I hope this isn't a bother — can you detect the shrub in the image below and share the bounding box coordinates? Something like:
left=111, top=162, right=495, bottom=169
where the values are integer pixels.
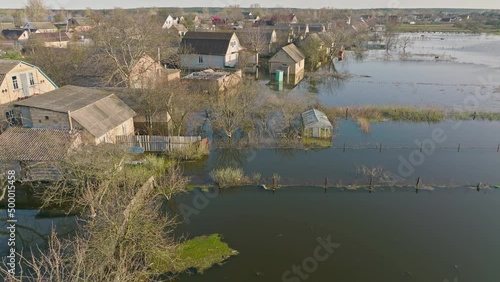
left=210, top=167, right=249, bottom=188
left=166, top=143, right=209, bottom=161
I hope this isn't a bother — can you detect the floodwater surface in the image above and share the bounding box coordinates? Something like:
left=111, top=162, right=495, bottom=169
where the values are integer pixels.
left=173, top=186, right=500, bottom=282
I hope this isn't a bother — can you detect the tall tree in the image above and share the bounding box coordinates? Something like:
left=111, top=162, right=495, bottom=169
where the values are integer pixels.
left=24, top=0, right=48, bottom=22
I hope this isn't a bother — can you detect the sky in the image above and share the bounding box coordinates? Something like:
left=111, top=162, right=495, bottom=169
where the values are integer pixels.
left=0, top=0, right=498, bottom=10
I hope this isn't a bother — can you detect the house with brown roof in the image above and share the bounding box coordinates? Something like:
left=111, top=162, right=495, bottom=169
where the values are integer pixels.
left=268, top=43, right=305, bottom=75
left=0, top=127, right=82, bottom=181
left=129, top=54, right=180, bottom=89
left=13, top=85, right=136, bottom=145
left=68, top=17, right=95, bottom=32
left=179, top=31, right=242, bottom=70
left=0, top=60, right=57, bottom=105
left=23, top=22, right=58, bottom=33
left=30, top=32, right=71, bottom=48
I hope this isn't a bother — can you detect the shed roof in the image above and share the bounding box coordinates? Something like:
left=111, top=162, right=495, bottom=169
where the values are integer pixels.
left=0, top=127, right=79, bottom=161
left=15, top=85, right=136, bottom=138
left=31, top=32, right=71, bottom=42
left=25, top=22, right=58, bottom=30
left=302, top=109, right=333, bottom=129
left=181, top=31, right=235, bottom=55
left=1, top=29, right=27, bottom=40
left=281, top=43, right=305, bottom=62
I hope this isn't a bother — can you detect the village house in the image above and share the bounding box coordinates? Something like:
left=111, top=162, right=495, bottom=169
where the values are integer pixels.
left=13, top=85, right=136, bottom=145
left=264, top=13, right=298, bottom=26
left=0, top=127, right=82, bottom=181
left=129, top=54, right=180, bottom=89
left=23, top=22, right=58, bottom=33
left=30, top=32, right=72, bottom=48
left=236, top=28, right=278, bottom=56
left=179, top=31, right=242, bottom=70
left=67, top=17, right=95, bottom=32
left=166, top=23, right=188, bottom=37
left=268, top=43, right=305, bottom=75
left=1, top=29, right=30, bottom=41
left=162, top=15, right=184, bottom=29
left=182, top=69, right=242, bottom=93
left=210, top=15, right=225, bottom=25
left=0, top=60, right=57, bottom=106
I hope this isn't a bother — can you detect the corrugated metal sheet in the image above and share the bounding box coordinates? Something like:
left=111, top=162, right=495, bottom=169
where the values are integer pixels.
left=14, top=85, right=110, bottom=112
left=302, top=109, right=332, bottom=129
left=281, top=43, right=305, bottom=63
left=71, top=95, right=136, bottom=138
left=0, top=127, right=80, bottom=161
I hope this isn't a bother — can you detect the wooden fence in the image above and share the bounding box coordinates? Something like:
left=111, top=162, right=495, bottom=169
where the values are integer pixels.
left=116, top=135, right=202, bottom=152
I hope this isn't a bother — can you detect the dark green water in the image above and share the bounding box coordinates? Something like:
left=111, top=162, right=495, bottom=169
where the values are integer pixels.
left=173, top=186, right=500, bottom=282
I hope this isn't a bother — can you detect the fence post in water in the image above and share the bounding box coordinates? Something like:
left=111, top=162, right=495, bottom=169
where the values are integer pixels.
left=457, top=143, right=461, bottom=152
left=497, top=143, right=499, bottom=152
left=369, top=176, right=373, bottom=192
left=416, top=177, right=421, bottom=193
left=345, top=108, right=349, bottom=119
left=477, top=182, right=480, bottom=192
left=379, top=143, right=382, bottom=153
left=420, top=142, right=423, bottom=153
left=473, top=111, right=477, bottom=120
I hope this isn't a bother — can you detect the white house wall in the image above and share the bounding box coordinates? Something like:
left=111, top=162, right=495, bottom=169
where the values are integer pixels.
left=181, top=54, right=225, bottom=70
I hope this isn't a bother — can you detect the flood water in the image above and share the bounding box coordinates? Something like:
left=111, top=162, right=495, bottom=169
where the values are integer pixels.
left=173, top=186, right=500, bottom=282
left=184, top=120, right=500, bottom=186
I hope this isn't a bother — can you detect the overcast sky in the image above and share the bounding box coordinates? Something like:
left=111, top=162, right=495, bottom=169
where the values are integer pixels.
left=0, top=0, right=497, bottom=10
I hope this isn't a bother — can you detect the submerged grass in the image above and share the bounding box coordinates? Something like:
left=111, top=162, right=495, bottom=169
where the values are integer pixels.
left=165, top=143, right=209, bottom=161
left=356, top=117, right=371, bottom=134
left=210, top=167, right=250, bottom=188
left=317, top=105, right=500, bottom=123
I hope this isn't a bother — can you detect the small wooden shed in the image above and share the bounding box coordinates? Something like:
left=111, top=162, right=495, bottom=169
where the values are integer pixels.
left=301, top=109, right=333, bottom=138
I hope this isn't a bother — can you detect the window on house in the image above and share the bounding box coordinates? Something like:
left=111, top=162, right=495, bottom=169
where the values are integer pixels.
left=198, top=56, right=204, bottom=64
left=29, top=73, right=35, bottom=86
left=12, top=76, right=18, bottom=89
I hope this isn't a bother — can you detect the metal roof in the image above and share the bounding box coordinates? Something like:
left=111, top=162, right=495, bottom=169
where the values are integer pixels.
left=15, top=85, right=136, bottom=138
left=0, top=127, right=79, bottom=161
left=281, top=43, right=305, bottom=63
left=302, top=109, right=333, bottom=129
left=181, top=31, right=235, bottom=55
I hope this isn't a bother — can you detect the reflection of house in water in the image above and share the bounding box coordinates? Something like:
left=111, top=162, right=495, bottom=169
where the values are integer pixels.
left=182, top=69, right=242, bottom=93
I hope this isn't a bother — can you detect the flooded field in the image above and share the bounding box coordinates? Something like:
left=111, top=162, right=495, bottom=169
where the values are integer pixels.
left=184, top=120, right=500, bottom=186
left=173, top=186, right=500, bottom=282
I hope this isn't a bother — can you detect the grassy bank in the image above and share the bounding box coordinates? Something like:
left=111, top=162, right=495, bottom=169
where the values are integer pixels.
left=150, top=234, right=237, bottom=274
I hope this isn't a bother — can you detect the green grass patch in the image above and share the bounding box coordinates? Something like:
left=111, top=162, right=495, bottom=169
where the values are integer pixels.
left=302, top=137, right=332, bottom=148
left=0, top=50, right=23, bottom=60
left=175, top=234, right=238, bottom=273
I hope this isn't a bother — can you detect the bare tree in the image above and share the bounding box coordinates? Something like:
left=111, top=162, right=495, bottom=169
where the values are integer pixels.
left=383, top=26, right=399, bottom=54
left=24, top=0, right=48, bottom=22
left=398, top=36, right=414, bottom=56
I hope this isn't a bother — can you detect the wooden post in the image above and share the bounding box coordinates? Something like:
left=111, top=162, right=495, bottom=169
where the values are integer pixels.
left=379, top=143, right=382, bottom=153
left=420, top=142, right=423, bottom=153
left=473, top=111, right=477, bottom=120
left=477, top=182, right=480, bottom=192
left=343, top=143, right=346, bottom=153
left=369, top=176, right=373, bottom=190
left=272, top=175, right=276, bottom=188
left=457, top=143, right=461, bottom=152
left=416, top=177, right=420, bottom=189
left=497, top=143, right=499, bottom=152
left=324, top=177, right=328, bottom=188
left=345, top=108, right=349, bottom=119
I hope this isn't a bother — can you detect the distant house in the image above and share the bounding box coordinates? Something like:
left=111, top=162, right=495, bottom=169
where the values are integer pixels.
left=30, top=32, right=71, bottom=48
left=129, top=54, right=180, bottom=89
left=0, top=127, right=82, bottom=181
left=167, top=23, right=188, bottom=37
left=236, top=28, right=278, bottom=55
left=68, top=17, right=95, bottom=32
left=210, top=15, right=225, bottom=25
left=2, top=29, right=30, bottom=41
left=301, top=109, right=333, bottom=138
left=0, top=23, right=16, bottom=31
left=23, top=22, right=58, bottom=33
left=268, top=43, right=305, bottom=75
left=13, top=85, right=136, bottom=145
left=179, top=31, right=242, bottom=70
left=162, top=15, right=182, bottom=29
left=0, top=60, right=57, bottom=106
